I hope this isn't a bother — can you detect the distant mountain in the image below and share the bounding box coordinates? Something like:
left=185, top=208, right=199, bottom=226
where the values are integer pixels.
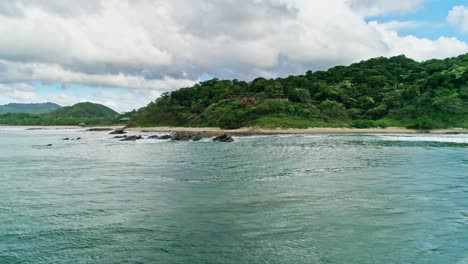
left=0, top=102, right=62, bottom=115
left=0, top=102, right=120, bottom=126
left=48, top=102, right=118, bottom=118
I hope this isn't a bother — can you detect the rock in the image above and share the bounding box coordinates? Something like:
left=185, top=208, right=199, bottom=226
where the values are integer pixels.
left=120, top=135, right=143, bottom=141
left=446, top=132, right=461, bottom=135
left=46, top=144, right=53, bottom=147
left=86, top=128, right=113, bottom=132
left=213, top=134, right=234, bottom=142
left=75, top=137, right=82, bottom=140
left=63, top=138, right=70, bottom=140
left=171, top=131, right=193, bottom=141
left=191, top=133, right=203, bottom=141
left=113, top=135, right=127, bottom=139
left=158, top=135, right=172, bottom=140
left=109, top=128, right=126, bottom=135
left=170, top=131, right=206, bottom=141
left=148, top=135, right=159, bottom=139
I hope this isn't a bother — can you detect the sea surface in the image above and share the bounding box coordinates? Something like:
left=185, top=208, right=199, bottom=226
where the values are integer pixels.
left=0, top=129, right=467, bottom=264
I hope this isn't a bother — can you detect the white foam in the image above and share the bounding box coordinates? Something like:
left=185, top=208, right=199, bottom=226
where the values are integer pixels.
left=379, top=135, right=468, bottom=144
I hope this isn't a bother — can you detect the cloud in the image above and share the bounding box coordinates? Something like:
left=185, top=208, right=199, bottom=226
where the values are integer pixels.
left=0, top=0, right=467, bottom=111
left=347, top=0, right=426, bottom=17
left=0, top=83, right=39, bottom=103
left=448, top=5, right=468, bottom=33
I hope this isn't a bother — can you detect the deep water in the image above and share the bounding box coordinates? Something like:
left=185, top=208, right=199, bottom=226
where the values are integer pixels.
left=0, top=129, right=467, bottom=263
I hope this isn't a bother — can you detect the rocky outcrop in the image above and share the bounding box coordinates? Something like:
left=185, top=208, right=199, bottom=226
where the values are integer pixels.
left=63, top=138, right=70, bottom=140
left=120, top=135, right=143, bottom=141
left=171, top=131, right=206, bottom=141
left=86, top=128, right=113, bottom=132
left=110, top=128, right=126, bottom=135
left=148, top=135, right=159, bottom=139
left=158, top=135, right=172, bottom=140
left=213, top=134, right=234, bottom=142
left=113, top=135, right=127, bottom=139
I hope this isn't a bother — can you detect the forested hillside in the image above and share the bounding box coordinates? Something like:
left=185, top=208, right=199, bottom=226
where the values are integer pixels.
left=129, top=54, right=468, bottom=129
left=0, top=102, right=119, bottom=125
left=0, top=103, right=61, bottom=114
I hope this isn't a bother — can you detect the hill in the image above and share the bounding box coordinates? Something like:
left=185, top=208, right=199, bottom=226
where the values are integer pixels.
left=0, top=102, right=61, bottom=115
left=0, top=102, right=119, bottom=126
left=129, top=54, right=468, bottom=129
left=48, top=102, right=118, bottom=118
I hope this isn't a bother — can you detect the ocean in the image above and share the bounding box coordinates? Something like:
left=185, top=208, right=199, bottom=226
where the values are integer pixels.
left=0, top=129, right=467, bottom=263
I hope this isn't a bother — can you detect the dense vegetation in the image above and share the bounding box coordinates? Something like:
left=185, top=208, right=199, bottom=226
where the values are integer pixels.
left=0, top=102, right=120, bottom=126
left=0, top=102, right=61, bottom=115
left=130, top=54, right=468, bottom=129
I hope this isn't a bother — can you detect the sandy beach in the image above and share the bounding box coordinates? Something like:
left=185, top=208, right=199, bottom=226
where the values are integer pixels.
left=2, top=125, right=465, bottom=135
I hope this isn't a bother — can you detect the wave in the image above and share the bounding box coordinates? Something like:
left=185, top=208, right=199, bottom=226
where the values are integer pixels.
left=378, top=135, right=468, bottom=144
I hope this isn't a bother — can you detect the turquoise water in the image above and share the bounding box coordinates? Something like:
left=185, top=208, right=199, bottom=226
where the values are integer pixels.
left=0, top=129, right=467, bottom=264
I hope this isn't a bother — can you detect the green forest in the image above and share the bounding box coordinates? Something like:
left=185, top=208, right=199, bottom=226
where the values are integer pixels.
left=129, top=54, right=468, bottom=129
left=0, top=102, right=119, bottom=126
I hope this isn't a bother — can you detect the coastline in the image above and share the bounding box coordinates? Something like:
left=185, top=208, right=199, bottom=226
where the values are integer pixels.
left=1, top=125, right=467, bottom=135
left=126, top=126, right=468, bottom=135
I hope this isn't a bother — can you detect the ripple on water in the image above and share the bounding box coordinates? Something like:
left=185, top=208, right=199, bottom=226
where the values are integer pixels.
left=0, top=130, right=467, bottom=263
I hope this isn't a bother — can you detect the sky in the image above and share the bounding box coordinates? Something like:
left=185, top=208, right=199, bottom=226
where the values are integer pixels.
left=1, top=0, right=468, bottom=112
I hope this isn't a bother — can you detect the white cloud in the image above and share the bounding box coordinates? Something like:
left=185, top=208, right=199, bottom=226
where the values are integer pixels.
left=0, top=0, right=467, bottom=111
left=347, top=0, right=426, bottom=17
left=0, top=83, right=39, bottom=103
left=448, top=5, right=468, bottom=33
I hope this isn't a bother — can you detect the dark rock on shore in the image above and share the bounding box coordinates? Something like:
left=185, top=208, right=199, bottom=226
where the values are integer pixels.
left=63, top=138, right=70, bottom=140
left=110, top=128, right=126, bottom=135
left=148, top=135, right=159, bottom=139
left=158, top=135, right=172, bottom=140
left=46, top=144, right=53, bottom=147
left=113, top=135, right=127, bottom=139
left=86, top=128, right=113, bottom=132
left=192, top=133, right=203, bottom=141
left=171, top=131, right=192, bottom=141
left=120, top=135, right=143, bottom=141
left=446, top=132, right=461, bottom=135
left=171, top=131, right=206, bottom=141
left=213, top=134, right=234, bottom=142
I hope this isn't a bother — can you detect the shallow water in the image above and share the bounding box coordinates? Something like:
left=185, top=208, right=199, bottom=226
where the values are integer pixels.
left=0, top=129, right=467, bottom=263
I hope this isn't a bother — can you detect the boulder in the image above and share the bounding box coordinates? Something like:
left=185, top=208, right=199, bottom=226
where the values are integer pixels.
left=120, top=135, right=143, bottom=141
left=158, top=134, right=172, bottom=140
left=75, top=137, right=82, bottom=140
left=213, top=134, right=234, bottom=142
left=191, top=133, right=203, bottom=141
left=63, top=138, right=70, bottom=140
left=170, top=131, right=206, bottom=141
left=171, top=131, right=192, bottom=141
left=86, top=128, right=113, bottom=132
left=148, top=135, right=159, bottom=139
left=110, top=128, right=126, bottom=135
left=113, top=135, right=127, bottom=139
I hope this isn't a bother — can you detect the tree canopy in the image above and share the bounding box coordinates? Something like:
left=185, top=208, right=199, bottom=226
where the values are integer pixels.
left=129, top=54, right=468, bottom=129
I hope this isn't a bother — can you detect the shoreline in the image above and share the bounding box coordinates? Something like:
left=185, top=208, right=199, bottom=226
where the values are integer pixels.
left=1, top=125, right=467, bottom=135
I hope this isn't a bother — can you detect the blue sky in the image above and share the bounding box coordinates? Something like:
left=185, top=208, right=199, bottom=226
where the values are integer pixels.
left=0, top=0, right=468, bottom=112
left=370, top=0, right=468, bottom=41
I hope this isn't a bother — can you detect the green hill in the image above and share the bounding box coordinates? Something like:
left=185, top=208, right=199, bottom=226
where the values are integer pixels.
left=129, top=54, right=468, bottom=129
left=0, top=102, right=61, bottom=115
left=0, top=102, right=119, bottom=126
left=48, top=102, right=118, bottom=118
